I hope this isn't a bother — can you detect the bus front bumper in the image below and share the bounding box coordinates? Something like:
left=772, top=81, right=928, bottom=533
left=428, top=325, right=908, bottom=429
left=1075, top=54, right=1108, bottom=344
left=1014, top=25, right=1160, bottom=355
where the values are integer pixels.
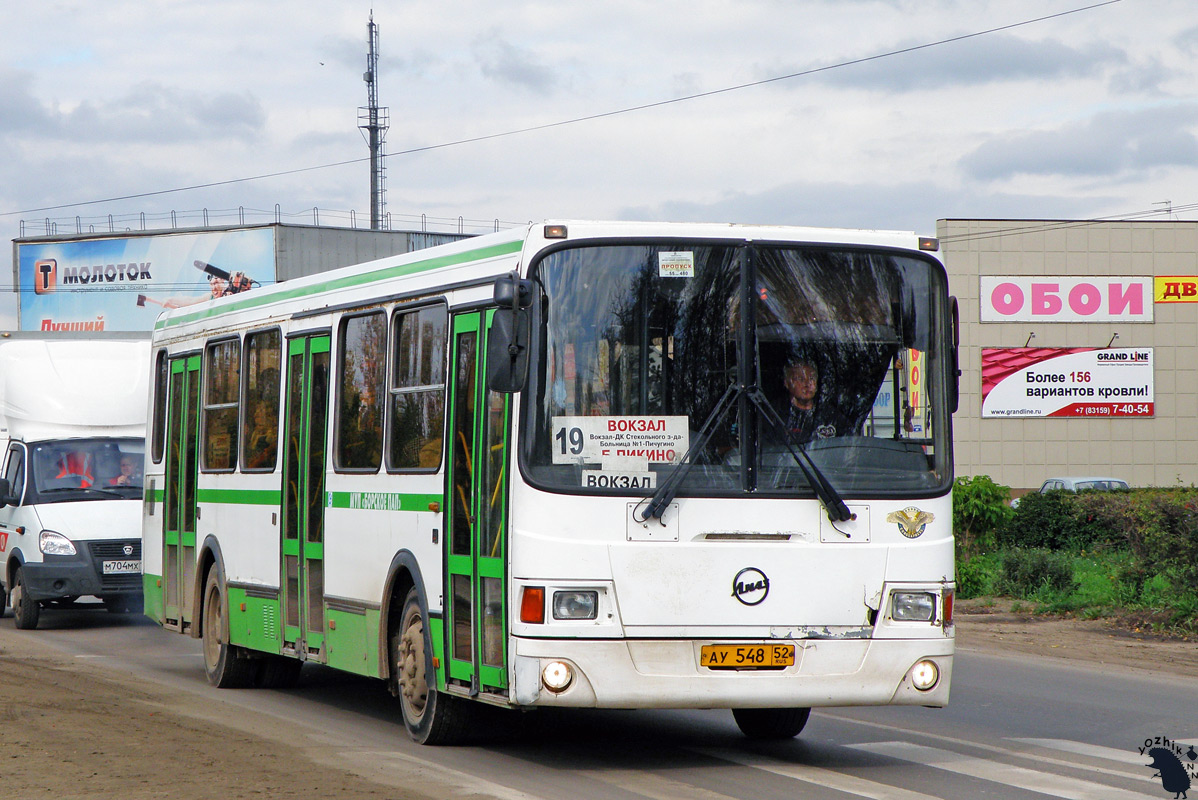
left=510, top=635, right=953, bottom=710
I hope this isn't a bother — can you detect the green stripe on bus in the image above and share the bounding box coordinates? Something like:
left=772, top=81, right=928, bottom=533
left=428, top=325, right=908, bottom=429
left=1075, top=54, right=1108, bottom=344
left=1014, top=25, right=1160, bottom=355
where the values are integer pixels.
left=196, top=487, right=283, bottom=505
left=155, top=239, right=524, bottom=330
left=328, top=491, right=441, bottom=512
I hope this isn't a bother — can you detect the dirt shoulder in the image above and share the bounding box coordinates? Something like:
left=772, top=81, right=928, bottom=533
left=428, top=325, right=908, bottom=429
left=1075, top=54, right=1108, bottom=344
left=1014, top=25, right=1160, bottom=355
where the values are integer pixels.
left=955, top=598, right=1198, bottom=679
left=0, top=628, right=410, bottom=800
left=1, top=607, right=1195, bottom=799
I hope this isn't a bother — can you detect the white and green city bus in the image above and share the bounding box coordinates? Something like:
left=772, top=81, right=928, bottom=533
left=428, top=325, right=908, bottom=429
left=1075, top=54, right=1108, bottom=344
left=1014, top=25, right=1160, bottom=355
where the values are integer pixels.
left=142, top=220, right=958, bottom=744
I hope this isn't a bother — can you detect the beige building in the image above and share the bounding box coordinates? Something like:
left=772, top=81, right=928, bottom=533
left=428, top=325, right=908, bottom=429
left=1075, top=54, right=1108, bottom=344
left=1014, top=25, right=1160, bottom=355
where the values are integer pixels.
left=937, top=218, right=1198, bottom=492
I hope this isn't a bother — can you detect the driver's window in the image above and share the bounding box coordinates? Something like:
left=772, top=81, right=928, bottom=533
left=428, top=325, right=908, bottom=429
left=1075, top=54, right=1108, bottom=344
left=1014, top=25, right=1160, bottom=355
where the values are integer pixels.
left=3, top=445, right=25, bottom=505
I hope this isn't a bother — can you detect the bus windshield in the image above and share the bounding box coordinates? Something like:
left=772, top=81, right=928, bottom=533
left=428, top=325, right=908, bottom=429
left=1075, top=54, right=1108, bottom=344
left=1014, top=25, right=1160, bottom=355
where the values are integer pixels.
left=524, top=241, right=950, bottom=498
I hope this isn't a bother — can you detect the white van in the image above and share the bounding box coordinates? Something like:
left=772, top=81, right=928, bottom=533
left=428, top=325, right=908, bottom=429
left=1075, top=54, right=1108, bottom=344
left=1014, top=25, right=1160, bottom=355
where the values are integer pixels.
left=0, top=337, right=150, bottom=629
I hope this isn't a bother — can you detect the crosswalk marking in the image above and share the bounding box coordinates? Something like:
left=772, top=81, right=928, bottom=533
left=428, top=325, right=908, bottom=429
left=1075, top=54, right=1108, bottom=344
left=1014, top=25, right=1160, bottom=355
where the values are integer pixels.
left=576, top=769, right=740, bottom=800
left=828, top=713, right=1157, bottom=781
left=1011, top=737, right=1151, bottom=766
left=850, top=741, right=1160, bottom=800
left=692, top=747, right=945, bottom=800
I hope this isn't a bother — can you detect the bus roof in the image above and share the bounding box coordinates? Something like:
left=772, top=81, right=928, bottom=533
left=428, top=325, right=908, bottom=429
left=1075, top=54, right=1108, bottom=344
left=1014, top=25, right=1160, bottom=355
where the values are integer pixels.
left=150, top=220, right=938, bottom=337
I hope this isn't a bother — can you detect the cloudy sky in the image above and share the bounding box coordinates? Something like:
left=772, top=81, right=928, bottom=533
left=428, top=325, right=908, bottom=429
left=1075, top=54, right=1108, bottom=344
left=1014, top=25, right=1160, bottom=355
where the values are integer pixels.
left=2, top=0, right=1197, bottom=239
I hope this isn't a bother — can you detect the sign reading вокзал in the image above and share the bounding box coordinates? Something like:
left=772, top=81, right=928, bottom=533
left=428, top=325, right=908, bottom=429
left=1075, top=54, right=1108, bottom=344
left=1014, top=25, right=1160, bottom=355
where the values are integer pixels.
left=981, top=347, right=1154, bottom=418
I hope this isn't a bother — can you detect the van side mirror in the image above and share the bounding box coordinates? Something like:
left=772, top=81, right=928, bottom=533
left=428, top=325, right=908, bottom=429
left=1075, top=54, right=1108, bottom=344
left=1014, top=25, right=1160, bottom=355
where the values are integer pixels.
left=0, top=478, right=12, bottom=507
left=487, top=272, right=535, bottom=394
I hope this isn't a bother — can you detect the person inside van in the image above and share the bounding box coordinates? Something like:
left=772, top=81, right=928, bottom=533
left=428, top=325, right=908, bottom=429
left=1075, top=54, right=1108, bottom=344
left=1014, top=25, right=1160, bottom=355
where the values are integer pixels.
left=108, top=455, right=140, bottom=486
left=56, top=449, right=94, bottom=488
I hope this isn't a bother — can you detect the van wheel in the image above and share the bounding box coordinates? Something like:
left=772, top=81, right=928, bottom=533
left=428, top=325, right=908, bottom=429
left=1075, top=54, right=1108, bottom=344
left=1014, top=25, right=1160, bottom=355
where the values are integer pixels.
left=392, top=588, right=470, bottom=744
left=12, top=566, right=40, bottom=630
left=732, top=707, right=811, bottom=739
left=202, top=569, right=255, bottom=688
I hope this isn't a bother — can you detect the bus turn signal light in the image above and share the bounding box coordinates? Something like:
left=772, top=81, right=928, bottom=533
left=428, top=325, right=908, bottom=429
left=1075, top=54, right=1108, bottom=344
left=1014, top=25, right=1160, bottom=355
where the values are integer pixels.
left=520, top=586, right=546, bottom=624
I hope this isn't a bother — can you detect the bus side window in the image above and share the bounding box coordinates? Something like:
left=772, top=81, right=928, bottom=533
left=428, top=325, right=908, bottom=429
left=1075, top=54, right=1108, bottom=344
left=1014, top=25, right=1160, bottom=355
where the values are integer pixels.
left=336, top=311, right=386, bottom=471
left=388, top=305, right=448, bottom=471
left=202, top=339, right=241, bottom=471
left=241, top=329, right=282, bottom=471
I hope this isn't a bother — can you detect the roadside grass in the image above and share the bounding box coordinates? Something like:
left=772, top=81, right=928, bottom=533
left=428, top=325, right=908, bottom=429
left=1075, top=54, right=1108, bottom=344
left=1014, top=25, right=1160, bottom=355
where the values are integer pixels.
left=953, top=479, right=1198, bottom=639
left=958, top=547, right=1198, bottom=638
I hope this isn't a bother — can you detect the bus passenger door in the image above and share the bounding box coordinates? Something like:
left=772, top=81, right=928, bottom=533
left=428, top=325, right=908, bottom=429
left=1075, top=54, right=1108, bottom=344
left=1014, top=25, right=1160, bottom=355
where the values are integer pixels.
left=281, top=333, right=331, bottom=659
left=163, top=354, right=201, bottom=631
left=445, top=310, right=511, bottom=695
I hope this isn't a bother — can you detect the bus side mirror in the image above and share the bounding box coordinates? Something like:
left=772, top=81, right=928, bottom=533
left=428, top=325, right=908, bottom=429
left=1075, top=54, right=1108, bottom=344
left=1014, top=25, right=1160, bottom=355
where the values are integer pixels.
left=487, top=273, right=534, bottom=393
left=0, top=478, right=12, bottom=507
left=493, top=271, right=533, bottom=309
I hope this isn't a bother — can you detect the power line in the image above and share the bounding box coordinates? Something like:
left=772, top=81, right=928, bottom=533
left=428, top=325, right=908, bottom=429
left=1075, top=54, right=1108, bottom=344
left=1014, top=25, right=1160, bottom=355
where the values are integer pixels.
left=938, top=201, right=1198, bottom=244
left=2, top=0, right=1122, bottom=219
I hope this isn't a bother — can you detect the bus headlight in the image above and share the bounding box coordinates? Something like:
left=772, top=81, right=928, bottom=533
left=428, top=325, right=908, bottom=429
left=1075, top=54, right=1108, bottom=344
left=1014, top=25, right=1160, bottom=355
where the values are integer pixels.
left=542, top=660, right=574, bottom=692
left=552, top=590, right=598, bottom=620
left=40, top=530, right=77, bottom=556
left=911, top=659, right=940, bottom=691
left=892, top=591, right=935, bottom=622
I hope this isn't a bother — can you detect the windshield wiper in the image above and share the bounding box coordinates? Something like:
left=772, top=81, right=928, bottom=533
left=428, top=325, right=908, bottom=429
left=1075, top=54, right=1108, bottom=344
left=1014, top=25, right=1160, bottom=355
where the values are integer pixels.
left=639, top=382, right=854, bottom=525
left=641, top=382, right=740, bottom=521
left=745, top=387, right=855, bottom=523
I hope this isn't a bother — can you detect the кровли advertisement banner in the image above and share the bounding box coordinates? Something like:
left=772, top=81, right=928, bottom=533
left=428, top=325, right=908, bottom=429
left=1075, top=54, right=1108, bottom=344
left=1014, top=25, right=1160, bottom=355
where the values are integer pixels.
left=981, top=347, right=1154, bottom=418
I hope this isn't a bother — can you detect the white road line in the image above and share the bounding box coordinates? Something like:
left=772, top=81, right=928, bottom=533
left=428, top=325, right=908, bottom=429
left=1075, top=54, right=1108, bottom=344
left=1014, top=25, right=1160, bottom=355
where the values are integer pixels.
left=850, top=741, right=1160, bottom=800
left=576, top=769, right=741, bottom=800
left=353, top=750, right=549, bottom=800
left=692, top=747, right=945, bottom=800
left=826, top=713, right=1154, bottom=780
left=1010, top=737, right=1151, bottom=766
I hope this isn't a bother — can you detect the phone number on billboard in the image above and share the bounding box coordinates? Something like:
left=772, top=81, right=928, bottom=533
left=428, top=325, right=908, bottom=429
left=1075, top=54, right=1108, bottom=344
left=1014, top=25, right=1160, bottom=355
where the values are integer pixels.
left=1071, top=403, right=1153, bottom=416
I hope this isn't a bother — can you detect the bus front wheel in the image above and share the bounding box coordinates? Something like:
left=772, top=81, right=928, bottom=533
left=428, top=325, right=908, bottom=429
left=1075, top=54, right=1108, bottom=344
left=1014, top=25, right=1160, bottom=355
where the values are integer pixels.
left=202, top=569, right=255, bottom=688
left=392, top=587, right=469, bottom=745
left=732, top=707, right=811, bottom=739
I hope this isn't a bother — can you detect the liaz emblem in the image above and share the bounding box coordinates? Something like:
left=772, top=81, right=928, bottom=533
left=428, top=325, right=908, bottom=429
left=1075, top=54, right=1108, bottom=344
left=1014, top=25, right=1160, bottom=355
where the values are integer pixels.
left=732, top=567, right=769, bottom=606
left=886, top=507, right=934, bottom=539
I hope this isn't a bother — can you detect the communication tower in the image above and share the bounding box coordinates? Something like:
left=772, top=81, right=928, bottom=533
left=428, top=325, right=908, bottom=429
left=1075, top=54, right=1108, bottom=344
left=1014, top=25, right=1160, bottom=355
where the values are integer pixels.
left=359, top=13, right=389, bottom=229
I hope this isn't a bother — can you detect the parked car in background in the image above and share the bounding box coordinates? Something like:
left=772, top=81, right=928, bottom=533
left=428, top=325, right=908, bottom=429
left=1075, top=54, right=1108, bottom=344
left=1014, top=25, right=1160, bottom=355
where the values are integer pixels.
left=1010, top=476, right=1130, bottom=508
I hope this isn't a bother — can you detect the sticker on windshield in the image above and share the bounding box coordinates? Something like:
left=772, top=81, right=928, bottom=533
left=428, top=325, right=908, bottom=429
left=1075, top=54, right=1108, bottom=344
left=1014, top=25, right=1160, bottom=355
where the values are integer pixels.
left=551, top=415, right=689, bottom=465
left=658, top=251, right=695, bottom=278
left=582, top=470, right=657, bottom=490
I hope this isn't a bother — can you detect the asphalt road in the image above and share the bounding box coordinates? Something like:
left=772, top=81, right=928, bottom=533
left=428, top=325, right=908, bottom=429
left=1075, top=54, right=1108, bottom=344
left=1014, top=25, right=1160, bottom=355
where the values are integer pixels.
left=8, top=603, right=1198, bottom=800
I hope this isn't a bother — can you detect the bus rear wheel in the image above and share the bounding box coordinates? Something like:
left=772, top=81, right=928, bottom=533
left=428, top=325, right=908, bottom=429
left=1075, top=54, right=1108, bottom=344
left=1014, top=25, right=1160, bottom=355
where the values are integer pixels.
left=392, top=587, right=469, bottom=745
left=732, top=707, right=811, bottom=739
left=202, top=569, right=256, bottom=688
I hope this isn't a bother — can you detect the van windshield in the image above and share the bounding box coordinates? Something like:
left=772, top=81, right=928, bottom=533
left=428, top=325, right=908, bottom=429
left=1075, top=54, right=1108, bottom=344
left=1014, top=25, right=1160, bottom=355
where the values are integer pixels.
left=30, top=438, right=145, bottom=501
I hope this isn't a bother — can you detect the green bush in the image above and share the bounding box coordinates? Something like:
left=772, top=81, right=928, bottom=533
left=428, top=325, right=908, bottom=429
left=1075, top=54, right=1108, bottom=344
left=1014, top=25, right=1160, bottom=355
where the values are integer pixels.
left=955, top=556, right=991, bottom=599
left=995, top=548, right=1078, bottom=599
left=1080, top=488, right=1198, bottom=594
left=1000, top=489, right=1121, bottom=550
left=953, top=475, right=1013, bottom=557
